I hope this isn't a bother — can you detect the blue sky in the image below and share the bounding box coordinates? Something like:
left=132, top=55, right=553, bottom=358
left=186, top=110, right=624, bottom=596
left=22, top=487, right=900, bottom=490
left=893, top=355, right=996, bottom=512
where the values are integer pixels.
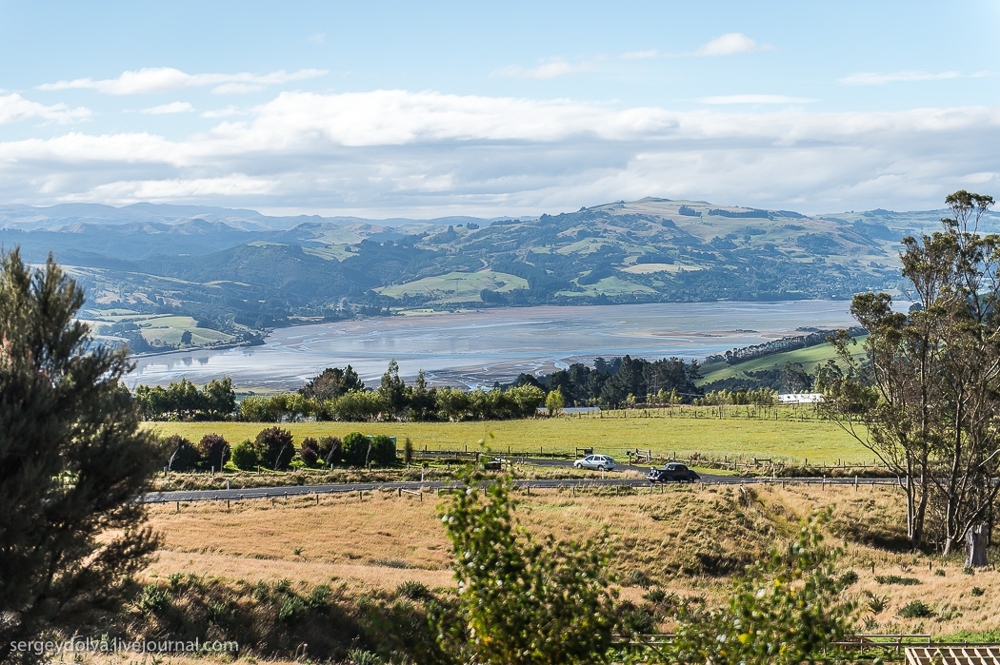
left=0, top=0, right=997, bottom=216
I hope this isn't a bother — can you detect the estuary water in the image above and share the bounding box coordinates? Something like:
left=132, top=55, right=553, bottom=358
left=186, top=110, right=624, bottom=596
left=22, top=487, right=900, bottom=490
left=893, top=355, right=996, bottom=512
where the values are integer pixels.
left=126, top=300, right=858, bottom=390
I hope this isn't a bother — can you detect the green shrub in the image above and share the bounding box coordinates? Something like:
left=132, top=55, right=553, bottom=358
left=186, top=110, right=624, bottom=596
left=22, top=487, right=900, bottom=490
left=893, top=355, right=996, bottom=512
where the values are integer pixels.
left=255, top=426, right=294, bottom=470
left=138, top=584, right=170, bottom=613
left=206, top=601, right=230, bottom=623
left=866, top=592, right=888, bottom=614
left=342, top=431, right=370, bottom=467
left=165, top=434, right=200, bottom=471
left=838, top=570, right=858, bottom=587
left=278, top=595, right=307, bottom=623
left=616, top=600, right=657, bottom=634
left=404, top=436, right=414, bottom=465
left=875, top=575, right=921, bottom=586
left=198, top=433, right=230, bottom=471
left=230, top=439, right=258, bottom=470
left=251, top=581, right=270, bottom=601
left=644, top=587, right=667, bottom=604
left=899, top=600, right=934, bottom=618
left=346, top=649, right=383, bottom=665
left=435, top=471, right=618, bottom=664
left=972, top=586, right=985, bottom=597
left=396, top=581, right=431, bottom=601
left=307, top=584, right=331, bottom=609
left=369, top=434, right=397, bottom=467
left=934, top=569, right=946, bottom=577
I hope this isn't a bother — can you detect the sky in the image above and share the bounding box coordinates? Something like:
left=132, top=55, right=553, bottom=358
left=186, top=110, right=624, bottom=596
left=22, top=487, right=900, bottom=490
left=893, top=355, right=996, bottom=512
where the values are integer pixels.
left=0, top=0, right=998, bottom=218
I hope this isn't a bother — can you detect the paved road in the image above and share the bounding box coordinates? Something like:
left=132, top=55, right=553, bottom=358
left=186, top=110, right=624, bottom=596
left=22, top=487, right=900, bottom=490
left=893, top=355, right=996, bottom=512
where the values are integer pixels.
left=142, top=464, right=893, bottom=504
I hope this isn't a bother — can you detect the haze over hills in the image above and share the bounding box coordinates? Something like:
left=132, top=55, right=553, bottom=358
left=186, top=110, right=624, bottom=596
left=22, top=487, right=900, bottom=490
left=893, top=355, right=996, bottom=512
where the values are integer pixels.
left=1, top=197, right=995, bottom=354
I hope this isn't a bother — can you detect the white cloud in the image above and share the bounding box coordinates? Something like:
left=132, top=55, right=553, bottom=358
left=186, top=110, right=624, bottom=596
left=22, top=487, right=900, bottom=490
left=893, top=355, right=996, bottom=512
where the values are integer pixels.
left=0, top=93, right=91, bottom=124
left=694, top=33, right=772, bottom=56
left=700, top=94, right=816, bottom=105
left=620, top=49, right=658, bottom=60
left=38, top=67, right=328, bottom=95
left=0, top=89, right=998, bottom=215
left=62, top=174, right=278, bottom=202
left=201, top=106, right=246, bottom=118
left=839, top=70, right=992, bottom=85
left=141, top=101, right=195, bottom=115
left=490, top=58, right=598, bottom=79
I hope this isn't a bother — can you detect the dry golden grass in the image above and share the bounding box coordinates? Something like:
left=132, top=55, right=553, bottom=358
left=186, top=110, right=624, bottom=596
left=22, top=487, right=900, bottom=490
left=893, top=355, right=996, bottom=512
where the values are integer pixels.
left=142, top=482, right=1000, bottom=639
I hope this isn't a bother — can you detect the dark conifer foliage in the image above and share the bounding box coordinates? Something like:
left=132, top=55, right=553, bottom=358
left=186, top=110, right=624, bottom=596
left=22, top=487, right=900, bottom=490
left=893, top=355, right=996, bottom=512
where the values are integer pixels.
left=0, top=249, right=164, bottom=662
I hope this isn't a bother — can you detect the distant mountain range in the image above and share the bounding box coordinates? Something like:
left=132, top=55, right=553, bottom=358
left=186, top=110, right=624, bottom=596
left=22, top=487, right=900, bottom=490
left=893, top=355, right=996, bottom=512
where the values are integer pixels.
left=1, top=198, right=994, bottom=352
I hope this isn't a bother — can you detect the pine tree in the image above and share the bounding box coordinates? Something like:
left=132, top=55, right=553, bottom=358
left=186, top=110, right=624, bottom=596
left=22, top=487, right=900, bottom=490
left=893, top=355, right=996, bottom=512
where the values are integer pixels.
left=0, top=250, right=164, bottom=662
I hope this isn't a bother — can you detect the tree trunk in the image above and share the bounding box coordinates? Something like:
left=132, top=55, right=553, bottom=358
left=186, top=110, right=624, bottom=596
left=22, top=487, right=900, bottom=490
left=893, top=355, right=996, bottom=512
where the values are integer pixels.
left=966, top=523, right=989, bottom=568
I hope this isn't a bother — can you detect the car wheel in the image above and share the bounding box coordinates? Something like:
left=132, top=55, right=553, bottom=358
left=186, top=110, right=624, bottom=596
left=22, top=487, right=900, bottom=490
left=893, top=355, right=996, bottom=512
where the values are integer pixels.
left=573, top=462, right=581, bottom=469
left=598, top=465, right=606, bottom=471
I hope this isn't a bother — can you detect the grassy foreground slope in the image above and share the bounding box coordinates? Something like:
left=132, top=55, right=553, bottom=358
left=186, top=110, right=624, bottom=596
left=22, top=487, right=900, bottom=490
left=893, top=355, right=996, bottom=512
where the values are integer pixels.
left=149, top=407, right=868, bottom=465
left=137, top=483, right=1000, bottom=654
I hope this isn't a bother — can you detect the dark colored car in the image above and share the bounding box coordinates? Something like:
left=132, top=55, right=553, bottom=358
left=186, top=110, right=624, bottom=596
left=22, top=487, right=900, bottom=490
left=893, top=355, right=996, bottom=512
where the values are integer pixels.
left=647, top=462, right=700, bottom=483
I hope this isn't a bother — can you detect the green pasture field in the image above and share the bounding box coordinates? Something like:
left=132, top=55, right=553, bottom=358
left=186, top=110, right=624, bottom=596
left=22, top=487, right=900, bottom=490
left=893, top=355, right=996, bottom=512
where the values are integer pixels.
left=698, top=337, right=868, bottom=385
left=137, top=315, right=235, bottom=346
left=556, top=275, right=659, bottom=298
left=376, top=270, right=528, bottom=304
left=146, top=407, right=871, bottom=465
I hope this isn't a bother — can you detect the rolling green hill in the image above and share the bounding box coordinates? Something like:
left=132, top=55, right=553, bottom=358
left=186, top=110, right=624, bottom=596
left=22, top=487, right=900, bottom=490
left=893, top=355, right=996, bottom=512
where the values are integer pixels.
left=698, top=337, right=869, bottom=392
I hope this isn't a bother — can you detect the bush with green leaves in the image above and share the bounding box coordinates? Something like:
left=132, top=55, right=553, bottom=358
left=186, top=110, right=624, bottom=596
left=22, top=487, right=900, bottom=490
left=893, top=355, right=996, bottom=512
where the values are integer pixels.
left=435, top=470, right=619, bottom=665
left=866, top=592, right=888, bottom=615
left=254, top=426, right=294, bottom=470
left=875, top=574, right=921, bottom=586
left=165, top=434, right=200, bottom=471
left=369, top=434, right=397, bottom=467
left=341, top=431, right=369, bottom=467
left=230, top=439, right=259, bottom=470
left=666, top=510, right=854, bottom=665
left=899, top=600, right=934, bottom=618
left=341, top=431, right=396, bottom=468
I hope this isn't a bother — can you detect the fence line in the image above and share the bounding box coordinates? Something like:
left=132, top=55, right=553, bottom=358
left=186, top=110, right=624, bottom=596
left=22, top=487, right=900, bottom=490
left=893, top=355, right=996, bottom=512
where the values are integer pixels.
left=145, top=474, right=902, bottom=507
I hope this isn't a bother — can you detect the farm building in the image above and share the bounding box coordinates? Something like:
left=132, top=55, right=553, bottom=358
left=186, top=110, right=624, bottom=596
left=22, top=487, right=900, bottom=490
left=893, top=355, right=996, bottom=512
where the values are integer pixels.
left=777, top=392, right=824, bottom=404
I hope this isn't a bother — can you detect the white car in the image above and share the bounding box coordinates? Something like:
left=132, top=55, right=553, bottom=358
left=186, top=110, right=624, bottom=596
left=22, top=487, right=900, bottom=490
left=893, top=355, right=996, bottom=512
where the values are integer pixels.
left=573, top=454, right=617, bottom=471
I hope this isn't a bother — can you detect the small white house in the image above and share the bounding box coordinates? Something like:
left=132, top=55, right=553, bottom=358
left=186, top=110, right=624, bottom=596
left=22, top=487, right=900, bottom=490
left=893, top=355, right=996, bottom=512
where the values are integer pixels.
left=777, top=392, right=824, bottom=404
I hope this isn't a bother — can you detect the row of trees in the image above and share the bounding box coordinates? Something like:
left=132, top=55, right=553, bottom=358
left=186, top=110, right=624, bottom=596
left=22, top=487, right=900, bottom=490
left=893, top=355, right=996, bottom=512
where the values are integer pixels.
left=239, top=378, right=547, bottom=422
left=133, top=354, right=708, bottom=423
left=133, top=377, right=236, bottom=420
left=164, top=428, right=398, bottom=472
left=522, top=355, right=703, bottom=408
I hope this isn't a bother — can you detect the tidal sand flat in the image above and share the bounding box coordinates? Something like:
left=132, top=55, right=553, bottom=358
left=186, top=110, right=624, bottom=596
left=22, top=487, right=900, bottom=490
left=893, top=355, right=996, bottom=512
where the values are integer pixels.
left=127, top=300, right=857, bottom=389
